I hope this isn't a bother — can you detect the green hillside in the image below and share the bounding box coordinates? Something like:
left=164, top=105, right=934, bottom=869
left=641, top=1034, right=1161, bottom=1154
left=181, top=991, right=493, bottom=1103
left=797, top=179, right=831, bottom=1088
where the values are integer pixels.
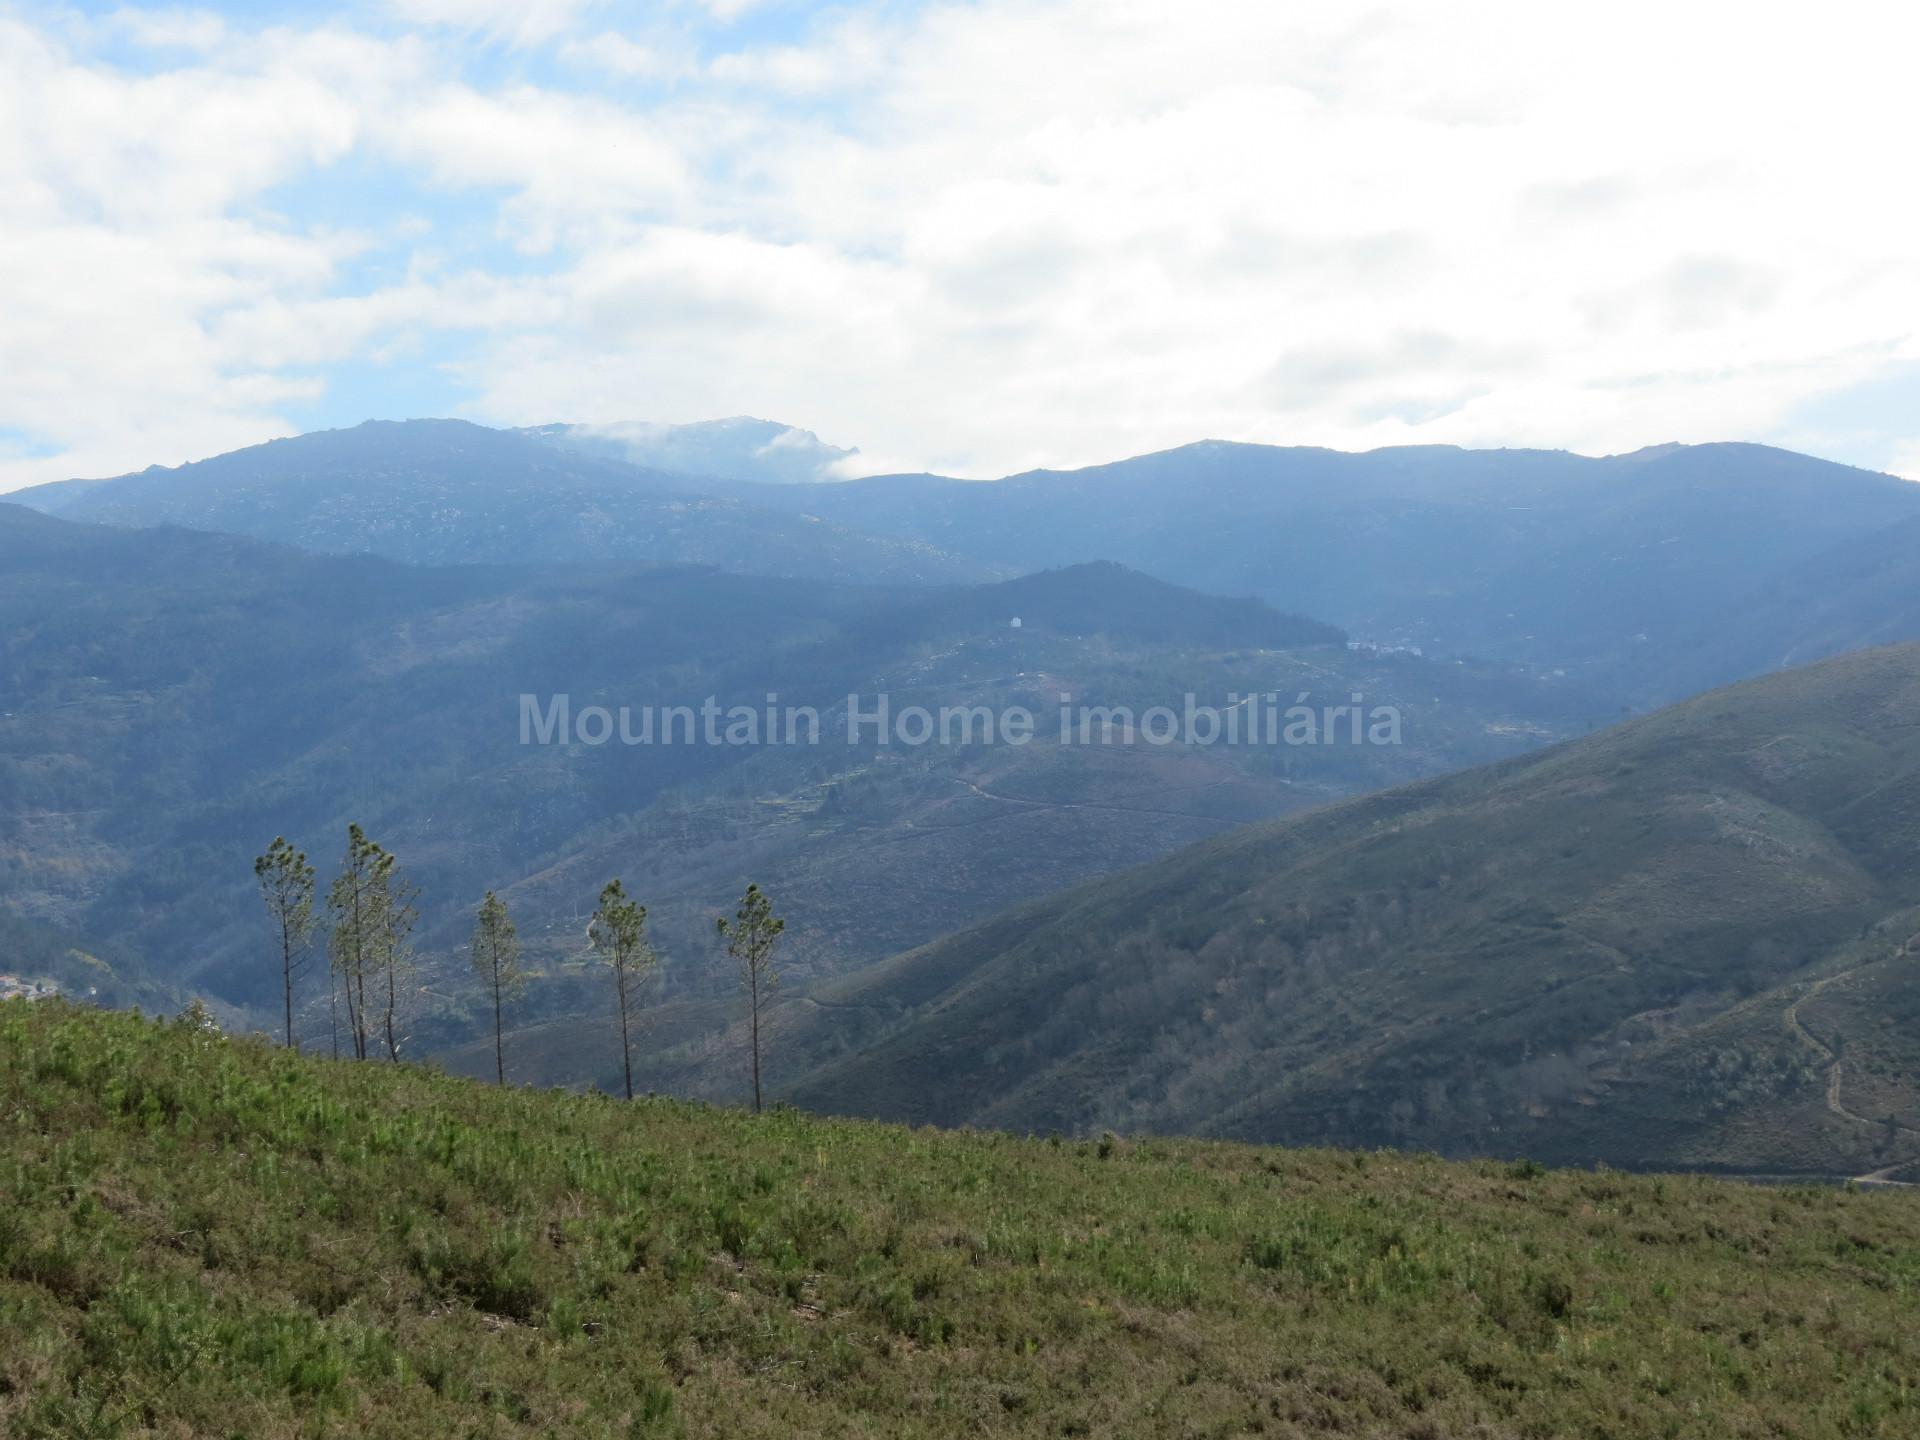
left=772, top=644, right=1920, bottom=1176
left=5, top=1002, right=1920, bottom=1438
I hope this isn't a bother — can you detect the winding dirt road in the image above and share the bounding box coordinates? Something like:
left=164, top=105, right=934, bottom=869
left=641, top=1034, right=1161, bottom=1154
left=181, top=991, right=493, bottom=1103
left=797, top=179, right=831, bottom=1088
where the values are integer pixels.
left=1784, top=969, right=1920, bottom=1187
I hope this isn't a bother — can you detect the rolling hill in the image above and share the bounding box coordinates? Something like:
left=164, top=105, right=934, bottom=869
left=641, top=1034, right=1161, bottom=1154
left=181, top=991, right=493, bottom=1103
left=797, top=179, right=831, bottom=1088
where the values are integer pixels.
left=742, top=643, right=1920, bottom=1179
left=5, top=1000, right=1918, bottom=1438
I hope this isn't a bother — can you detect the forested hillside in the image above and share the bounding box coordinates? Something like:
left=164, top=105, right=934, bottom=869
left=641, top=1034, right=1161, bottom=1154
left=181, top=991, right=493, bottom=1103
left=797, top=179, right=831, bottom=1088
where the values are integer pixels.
left=761, top=644, right=1920, bottom=1178
left=0, top=503, right=1593, bottom=1052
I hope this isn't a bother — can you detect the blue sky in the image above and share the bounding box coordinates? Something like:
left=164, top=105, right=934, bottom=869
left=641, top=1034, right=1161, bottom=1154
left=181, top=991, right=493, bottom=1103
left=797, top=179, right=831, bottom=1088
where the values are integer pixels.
left=2, top=0, right=1917, bottom=490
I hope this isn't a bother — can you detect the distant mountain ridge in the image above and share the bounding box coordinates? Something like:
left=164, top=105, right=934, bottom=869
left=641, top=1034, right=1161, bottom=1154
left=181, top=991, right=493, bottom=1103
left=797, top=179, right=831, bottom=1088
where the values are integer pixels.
left=11, top=419, right=973, bottom=584
left=15, top=422, right=1920, bottom=706
left=738, top=439, right=1920, bottom=695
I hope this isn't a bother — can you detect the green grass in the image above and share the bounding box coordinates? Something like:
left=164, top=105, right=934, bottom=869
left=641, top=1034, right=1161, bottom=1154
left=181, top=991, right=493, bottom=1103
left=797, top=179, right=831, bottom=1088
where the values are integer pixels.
left=5, top=1002, right=1920, bottom=1436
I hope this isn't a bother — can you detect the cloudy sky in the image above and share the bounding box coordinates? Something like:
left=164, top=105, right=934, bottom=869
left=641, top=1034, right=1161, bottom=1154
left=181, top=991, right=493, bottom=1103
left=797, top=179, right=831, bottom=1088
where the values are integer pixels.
left=3, top=0, right=1917, bottom=490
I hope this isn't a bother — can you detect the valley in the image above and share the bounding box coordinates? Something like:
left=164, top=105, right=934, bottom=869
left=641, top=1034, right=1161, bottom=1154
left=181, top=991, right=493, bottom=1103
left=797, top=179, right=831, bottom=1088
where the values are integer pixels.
left=7, top=427, right=1920, bottom=1181
left=0, top=499, right=1595, bottom=1055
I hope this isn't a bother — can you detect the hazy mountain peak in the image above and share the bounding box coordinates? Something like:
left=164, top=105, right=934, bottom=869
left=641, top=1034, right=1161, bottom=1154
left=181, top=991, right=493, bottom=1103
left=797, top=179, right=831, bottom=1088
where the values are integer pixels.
left=521, top=416, right=857, bottom=484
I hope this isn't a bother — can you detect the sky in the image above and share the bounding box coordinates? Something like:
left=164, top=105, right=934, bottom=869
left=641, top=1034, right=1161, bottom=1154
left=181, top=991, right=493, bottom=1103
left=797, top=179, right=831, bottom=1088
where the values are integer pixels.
left=2, top=0, right=1918, bottom=491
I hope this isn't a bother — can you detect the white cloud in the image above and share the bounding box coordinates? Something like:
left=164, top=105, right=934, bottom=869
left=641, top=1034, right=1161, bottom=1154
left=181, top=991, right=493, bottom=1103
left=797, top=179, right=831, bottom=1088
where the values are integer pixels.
left=386, top=0, right=604, bottom=47
left=102, top=7, right=232, bottom=53
left=2, top=0, right=1919, bottom=490
left=560, top=30, right=679, bottom=80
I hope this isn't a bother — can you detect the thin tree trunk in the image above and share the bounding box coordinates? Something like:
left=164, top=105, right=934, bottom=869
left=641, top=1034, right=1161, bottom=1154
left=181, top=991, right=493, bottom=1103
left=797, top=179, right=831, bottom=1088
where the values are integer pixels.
left=329, top=969, right=339, bottom=1060
left=345, top=956, right=357, bottom=1058
left=616, top=963, right=634, bottom=1100
left=750, top=969, right=762, bottom=1114
left=354, top=965, right=369, bottom=1061
left=492, top=968, right=505, bottom=1086
left=349, top=881, right=368, bottom=1061
left=384, top=957, right=399, bottom=1061
left=281, top=913, right=296, bottom=1052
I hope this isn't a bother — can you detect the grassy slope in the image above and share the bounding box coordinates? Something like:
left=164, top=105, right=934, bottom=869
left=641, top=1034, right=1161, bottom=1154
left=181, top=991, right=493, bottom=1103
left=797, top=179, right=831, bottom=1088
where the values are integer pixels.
left=6, top=1003, right=1920, bottom=1438
left=780, top=644, right=1920, bottom=1173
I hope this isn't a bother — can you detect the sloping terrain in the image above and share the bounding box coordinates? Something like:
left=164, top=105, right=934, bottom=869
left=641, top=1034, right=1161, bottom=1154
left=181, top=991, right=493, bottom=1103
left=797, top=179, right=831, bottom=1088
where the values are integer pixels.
left=5, top=1001, right=1919, bottom=1438
left=1651, top=511, right=1920, bottom=694
left=764, top=644, right=1920, bottom=1177
left=0, top=912, right=167, bottom=1011
left=0, top=504, right=1590, bottom=1048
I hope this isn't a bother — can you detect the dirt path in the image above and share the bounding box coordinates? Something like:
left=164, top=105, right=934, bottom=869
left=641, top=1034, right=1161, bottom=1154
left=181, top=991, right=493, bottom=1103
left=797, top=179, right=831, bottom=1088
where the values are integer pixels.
left=952, top=774, right=1242, bottom=823
left=1784, top=969, right=1920, bottom=1187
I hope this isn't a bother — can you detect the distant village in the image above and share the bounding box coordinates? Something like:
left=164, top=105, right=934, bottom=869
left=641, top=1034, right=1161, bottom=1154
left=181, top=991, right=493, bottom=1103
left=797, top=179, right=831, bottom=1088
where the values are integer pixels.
left=0, top=974, right=59, bottom=1003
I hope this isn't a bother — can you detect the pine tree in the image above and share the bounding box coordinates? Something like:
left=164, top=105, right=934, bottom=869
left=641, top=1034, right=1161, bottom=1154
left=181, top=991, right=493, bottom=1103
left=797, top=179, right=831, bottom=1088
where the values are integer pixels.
left=588, top=879, right=655, bottom=1100
left=470, top=890, right=524, bottom=1085
left=370, top=846, right=419, bottom=1064
left=718, top=883, right=784, bottom=1114
left=253, top=836, right=315, bottom=1051
left=326, top=825, right=417, bottom=1062
left=327, top=825, right=379, bottom=1061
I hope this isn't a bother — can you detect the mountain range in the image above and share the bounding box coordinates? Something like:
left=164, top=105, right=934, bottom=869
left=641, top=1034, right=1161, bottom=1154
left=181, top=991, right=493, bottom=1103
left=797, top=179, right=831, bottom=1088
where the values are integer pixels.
left=0, top=498, right=1590, bottom=1042
left=12, top=420, right=969, bottom=583
left=17, top=421, right=1920, bottom=706
left=7, top=418, right=1920, bottom=1177
left=462, top=643, right=1920, bottom=1181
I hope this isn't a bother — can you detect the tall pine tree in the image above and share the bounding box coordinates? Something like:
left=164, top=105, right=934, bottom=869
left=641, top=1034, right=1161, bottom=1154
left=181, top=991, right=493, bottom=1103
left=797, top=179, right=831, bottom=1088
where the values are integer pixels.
left=718, top=883, right=784, bottom=1114
left=326, top=825, right=417, bottom=1062
left=327, top=825, right=379, bottom=1061
left=470, top=891, right=523, bottom=1085
left=589, top=879, right=655, bottom=1100
left=253, top=837, right=315, bottom=1051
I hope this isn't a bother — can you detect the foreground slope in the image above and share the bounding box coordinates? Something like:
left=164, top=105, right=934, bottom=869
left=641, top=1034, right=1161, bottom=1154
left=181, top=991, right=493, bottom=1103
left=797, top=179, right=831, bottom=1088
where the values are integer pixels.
left=782, top=644, right=1920, bottom=1176
left=5, top=1003, right=1919, bottom=1439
